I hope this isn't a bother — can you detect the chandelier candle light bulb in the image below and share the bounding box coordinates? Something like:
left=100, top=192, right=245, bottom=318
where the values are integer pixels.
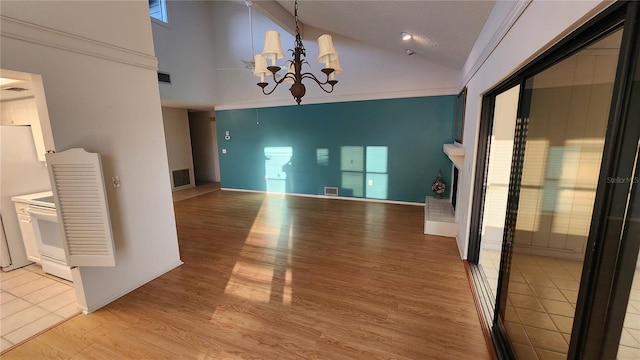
left=328, top=58, right=342, bottom=81
left=284, top=63, right=295, bottom=84
left=261, top=30, right=284, bottom=66
left=317, top=34, right=338, bottom=68
left=253, top=0, right=341, bottom=104
left=253, top=54, right=269, bottom=83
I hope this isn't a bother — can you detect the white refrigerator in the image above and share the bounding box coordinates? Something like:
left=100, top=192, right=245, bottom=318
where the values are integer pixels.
left=0, top=125, right=51, bottom=270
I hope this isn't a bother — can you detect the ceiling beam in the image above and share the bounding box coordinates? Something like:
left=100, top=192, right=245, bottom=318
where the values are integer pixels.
left=251, top=0, right=302, bottom=37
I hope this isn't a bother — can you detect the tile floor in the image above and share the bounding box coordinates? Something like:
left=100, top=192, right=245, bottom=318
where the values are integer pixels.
left=0, top=264, right=79, bottom=353
left=479, top=249, right=640, bottom=359
left=425, top=196, right=456, bottom=223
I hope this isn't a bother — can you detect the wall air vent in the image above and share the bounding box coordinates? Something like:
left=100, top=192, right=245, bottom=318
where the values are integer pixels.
left=157, top=72, right=171, bottom=84
left=324, top=187, right=338, bottom=196
left=3, top=87, right=28, bottom=92
left=172, top=169, right=190, bottom=188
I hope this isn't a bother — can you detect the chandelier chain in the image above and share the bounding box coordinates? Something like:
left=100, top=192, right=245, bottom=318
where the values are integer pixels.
left=294, top=0, right=305, bottom=56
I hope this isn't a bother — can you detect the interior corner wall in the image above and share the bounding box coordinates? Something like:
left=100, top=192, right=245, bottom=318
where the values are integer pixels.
left=211, top=117, right=221, bottom=182
left=151, top=1, right=217, bottom=109
left=216, top=96, right=455, bottom=203
left=188, top=111, right=217, bottom=183
left=162, top=107, right=195, bottom=189
left=1, top=1, right=182, bottom=312
left=457, top=0, right=609, bottom=259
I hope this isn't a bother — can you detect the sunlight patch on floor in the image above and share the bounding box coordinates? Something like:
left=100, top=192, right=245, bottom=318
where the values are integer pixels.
left=223, top=196, right=294, bottom=305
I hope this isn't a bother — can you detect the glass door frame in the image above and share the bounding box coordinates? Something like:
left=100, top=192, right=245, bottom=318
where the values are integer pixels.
left=467, top=2, right=640, bottom=359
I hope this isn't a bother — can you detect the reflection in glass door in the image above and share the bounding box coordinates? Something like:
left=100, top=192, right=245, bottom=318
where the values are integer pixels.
left=479, top=84, right=520, bottom=300
left=618, top=248, right=640, bottom=359
left=499, top=29, right=623, bottom=358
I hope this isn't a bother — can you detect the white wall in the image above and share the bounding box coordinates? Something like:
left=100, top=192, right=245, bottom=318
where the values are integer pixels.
left=456, top=0, right=611, bottom=259
left=162, top=107, right=195, bottom=189
left=0, top=0, right=182, bottom=312
left=0, top=0, right=155, bottom=56
left=152, top=1, right=217, bottom=110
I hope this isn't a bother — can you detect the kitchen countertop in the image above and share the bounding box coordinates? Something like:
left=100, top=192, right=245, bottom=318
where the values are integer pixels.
left=12, top=190, right=53, bottom=205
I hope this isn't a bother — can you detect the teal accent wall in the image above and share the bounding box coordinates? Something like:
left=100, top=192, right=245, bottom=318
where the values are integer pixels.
left=216, top=96, right=455, bottom=203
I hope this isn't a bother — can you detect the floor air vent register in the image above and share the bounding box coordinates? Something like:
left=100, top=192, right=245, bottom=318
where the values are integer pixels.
left=324, top=187, right=338, bottom=196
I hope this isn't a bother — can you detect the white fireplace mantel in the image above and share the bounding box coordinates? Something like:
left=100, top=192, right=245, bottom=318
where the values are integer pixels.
left=443, top=143, right=465, bottom=169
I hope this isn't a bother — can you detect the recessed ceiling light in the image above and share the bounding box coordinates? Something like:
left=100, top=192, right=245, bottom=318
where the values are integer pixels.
left=401, top=32, right=412, bottom=41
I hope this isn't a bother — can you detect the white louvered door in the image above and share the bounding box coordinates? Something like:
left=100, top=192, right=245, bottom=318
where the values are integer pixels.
left=46, top=148, right=115, bottom=267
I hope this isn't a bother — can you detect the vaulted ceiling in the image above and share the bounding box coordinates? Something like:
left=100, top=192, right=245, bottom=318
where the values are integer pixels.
left=269, top=0, right=496, bottom=70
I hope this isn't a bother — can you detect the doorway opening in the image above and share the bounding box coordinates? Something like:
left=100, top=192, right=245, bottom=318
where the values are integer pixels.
left=188, top=111, right=220, bottom=186
left=0, top=69, right=80, bottom=353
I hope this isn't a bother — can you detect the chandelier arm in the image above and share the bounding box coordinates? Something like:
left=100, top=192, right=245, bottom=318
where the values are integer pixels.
left=259, top=82, right=282, bottom=96
left=259, top=72, right=297, bottom=95
left=301, top=72, right=332, bottom=86
left=300, top=73, right=336, bottom=94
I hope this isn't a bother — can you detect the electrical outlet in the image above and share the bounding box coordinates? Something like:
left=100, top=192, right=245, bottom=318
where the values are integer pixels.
left=112, top=176, right=121, bottom=188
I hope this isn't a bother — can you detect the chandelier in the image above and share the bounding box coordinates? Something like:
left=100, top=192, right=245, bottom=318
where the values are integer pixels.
left=253, top=0, right=341, bottom=105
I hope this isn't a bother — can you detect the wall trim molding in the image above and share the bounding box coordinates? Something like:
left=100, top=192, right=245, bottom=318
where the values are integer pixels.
left=82, top=260, right=183, bottom=314
left=221, top=188, right=424, bottom=206
left=1, top=15, right=158, bottom=71
left=214, top=87, right=458, bottom=111
left=460, top=0, right=532, bottom=89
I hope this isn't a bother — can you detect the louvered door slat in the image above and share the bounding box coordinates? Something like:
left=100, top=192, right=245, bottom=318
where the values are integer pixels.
left=46, top=148, right=116, bottom=267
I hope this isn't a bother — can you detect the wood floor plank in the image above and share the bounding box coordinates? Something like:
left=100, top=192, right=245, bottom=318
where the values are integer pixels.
left=0, top=339, right=70, bottom=360
left=3, top=191, right=491, bottom=359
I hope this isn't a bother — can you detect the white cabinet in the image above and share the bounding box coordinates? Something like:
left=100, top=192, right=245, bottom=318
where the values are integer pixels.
left=0, top=97, right=47, bottom=161
left=14, top=201, right=40, bottom=263
left=1, top=98, right=38, bottom=126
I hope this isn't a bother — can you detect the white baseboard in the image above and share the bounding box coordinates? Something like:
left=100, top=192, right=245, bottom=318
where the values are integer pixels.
left=82, top=260, right=184, bottom=314
left=220, top=188, right=424, bottom=206
left=220, top=187, right=423, bottom=206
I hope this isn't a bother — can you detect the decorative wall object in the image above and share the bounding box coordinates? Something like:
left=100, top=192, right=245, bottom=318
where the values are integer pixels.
left=432, top=170, right=446, bottom=198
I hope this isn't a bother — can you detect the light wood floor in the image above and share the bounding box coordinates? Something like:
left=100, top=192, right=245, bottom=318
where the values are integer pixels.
left=172, top=182, right=221, bottom=202
left=2, top=191, right=492, bottom=359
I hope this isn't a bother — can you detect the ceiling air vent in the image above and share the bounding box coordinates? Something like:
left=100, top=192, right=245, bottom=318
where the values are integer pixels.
left=4, top=87, right=28, bottom=92
left=157, top=72, right=171, bottom=84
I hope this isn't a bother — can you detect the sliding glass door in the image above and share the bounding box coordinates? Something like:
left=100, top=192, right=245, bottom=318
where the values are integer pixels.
left=468, top=2, right=640, bottom=359
left=477, top=85, right=520, bottom=303
left=499, top=28, right=623, bottom=358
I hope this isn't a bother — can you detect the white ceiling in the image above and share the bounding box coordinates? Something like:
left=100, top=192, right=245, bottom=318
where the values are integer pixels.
left=273, top=0, right=496, bottom=70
